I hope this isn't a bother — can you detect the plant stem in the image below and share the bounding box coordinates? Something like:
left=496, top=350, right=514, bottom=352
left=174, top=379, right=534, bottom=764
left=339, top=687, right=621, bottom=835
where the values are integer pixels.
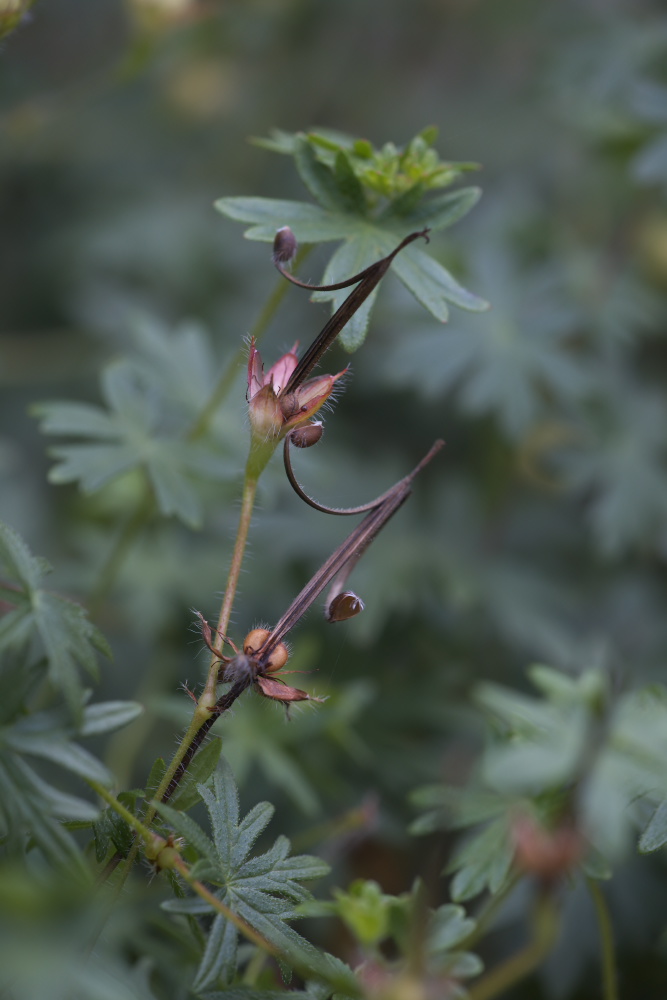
left=587, top=878, right=619, bottom=1000
left=147, top=466, right=259, bottom=815
left=467, top=893, right=559, bottom=1000
left=214, top=471, right=258, bottom=650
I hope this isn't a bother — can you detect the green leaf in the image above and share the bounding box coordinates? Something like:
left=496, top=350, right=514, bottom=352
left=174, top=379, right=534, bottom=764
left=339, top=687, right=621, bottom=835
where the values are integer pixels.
left=8, top=728, right=112, bottom=785
left=159, top=756, right=331, bottom=992
left=448, top=816, right=514, bottom=901
left=0, top=754, right=89, bottom=872
left=79, top=700, right=143, bottom=736
left=0, top=521, right=111, bottom=716
left=386, top=186, right=482, bottom=230
left=393, top=244, right=489, bottom=318
left=334, top=151, right=368, bottom=215
left=429, top=904, right=476, bottom=952
left=214, top=197, right=358, bottom=243
left=193, top=912, right=238, bottom=991
left=294, top=136, right=353, bottom=213
left=46, top=443, right=141, bottom=492
left=0, top=522, right=46, bottom=591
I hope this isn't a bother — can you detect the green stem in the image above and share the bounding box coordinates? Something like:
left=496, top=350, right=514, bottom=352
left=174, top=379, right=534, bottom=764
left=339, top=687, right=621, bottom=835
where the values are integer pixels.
left=213, top=469, right=258, bottom=650
left=587, top=878, right=619, bottom=1000
left=467, top=894, right=559, bottom=1000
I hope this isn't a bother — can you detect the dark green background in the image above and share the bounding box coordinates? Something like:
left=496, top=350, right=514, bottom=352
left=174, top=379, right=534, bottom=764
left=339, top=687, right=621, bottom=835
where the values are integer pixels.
left=2, top=2, right=667, bottom=996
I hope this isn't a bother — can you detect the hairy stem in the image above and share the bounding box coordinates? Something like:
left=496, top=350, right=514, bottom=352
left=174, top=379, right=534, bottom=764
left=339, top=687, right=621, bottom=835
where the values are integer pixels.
left=587, top=878, right=619, bottom=1000
left=147, top=466, right=259, bottom=815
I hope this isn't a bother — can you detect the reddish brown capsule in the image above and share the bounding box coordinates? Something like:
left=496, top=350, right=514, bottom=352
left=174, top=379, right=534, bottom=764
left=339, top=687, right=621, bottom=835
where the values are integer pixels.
left=243, top=628, right=289, bottom=673
left=272, top=226, right=298, bottom=265
left=327, top=591, right=365, bottom=623
left=290, top=421, right=323, bottom=449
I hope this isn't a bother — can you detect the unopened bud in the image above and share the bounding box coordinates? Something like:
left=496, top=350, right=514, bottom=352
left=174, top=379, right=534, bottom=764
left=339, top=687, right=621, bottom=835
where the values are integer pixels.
left=290, top=422, right=323, bottom=449
left=327, top=591, right=365, bottom=623
left=273, top=226, right=298, bottom=265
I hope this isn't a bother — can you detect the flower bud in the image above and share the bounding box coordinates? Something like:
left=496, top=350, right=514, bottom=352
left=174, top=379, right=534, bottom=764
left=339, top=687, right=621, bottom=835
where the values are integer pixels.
left=290, top=421, right=323, bottom=449
left=273, top=226, right=298, bottom=265
left=327, top=591, right=365, bottom=623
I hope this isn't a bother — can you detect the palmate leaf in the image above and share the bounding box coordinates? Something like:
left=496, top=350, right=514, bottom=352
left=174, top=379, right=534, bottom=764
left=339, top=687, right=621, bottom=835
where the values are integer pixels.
left=0, top=521, right=111, bottom=717
left=413, top=667, right=667, bottom=893
left=216, top=128, right=485, bottom=351
left=34, top=341, right=235, bottom=529
left=158, top=757, right=336, bottom=994
left=554, top=379, right=667, bottom=555
left=380, top=250, right=588, bottom=438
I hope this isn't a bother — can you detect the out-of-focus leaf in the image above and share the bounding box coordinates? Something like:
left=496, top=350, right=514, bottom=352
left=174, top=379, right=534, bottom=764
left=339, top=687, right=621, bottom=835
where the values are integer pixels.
left=639, top=800, right=667, bottom=853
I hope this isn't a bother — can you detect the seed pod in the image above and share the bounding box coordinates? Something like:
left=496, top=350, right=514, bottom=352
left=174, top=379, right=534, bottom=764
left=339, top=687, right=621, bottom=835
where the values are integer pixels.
left=327, top=591, right=365, bottom=623
left=290, top=421, right=323, bottom=449
left=243, top=628, right=289, bottom=672
left=273, top=226, right=298, bottom=265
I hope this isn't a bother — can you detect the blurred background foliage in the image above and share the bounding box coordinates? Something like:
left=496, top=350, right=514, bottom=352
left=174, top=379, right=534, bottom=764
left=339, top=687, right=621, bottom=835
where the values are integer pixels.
left=2, top=0, right=667, bottom=997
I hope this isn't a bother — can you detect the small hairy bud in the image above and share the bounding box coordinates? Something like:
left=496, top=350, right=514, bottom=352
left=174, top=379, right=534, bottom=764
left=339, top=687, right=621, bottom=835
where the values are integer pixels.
left=327, top=591, right=365, bottom=623
left=290, top=421, right=323, bottom=448
left=272, top=226, right=298, bottom=265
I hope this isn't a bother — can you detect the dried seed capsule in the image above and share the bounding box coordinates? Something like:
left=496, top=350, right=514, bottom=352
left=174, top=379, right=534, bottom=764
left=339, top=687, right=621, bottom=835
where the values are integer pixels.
left=243, top=629, right=271, bottom=655
left=290, top=421, right=323, bottom=449
left=243, top=628, right=289, bottom=672
left=272, top=226, right=298, bottom=265
left=327, top=591, right=365, bottom=623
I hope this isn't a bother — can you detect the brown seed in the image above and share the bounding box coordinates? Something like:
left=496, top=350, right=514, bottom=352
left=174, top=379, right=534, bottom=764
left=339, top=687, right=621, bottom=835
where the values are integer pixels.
left=290, top=422, right=323, bottom=449
left=327, top=591, right=365, bottom=623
